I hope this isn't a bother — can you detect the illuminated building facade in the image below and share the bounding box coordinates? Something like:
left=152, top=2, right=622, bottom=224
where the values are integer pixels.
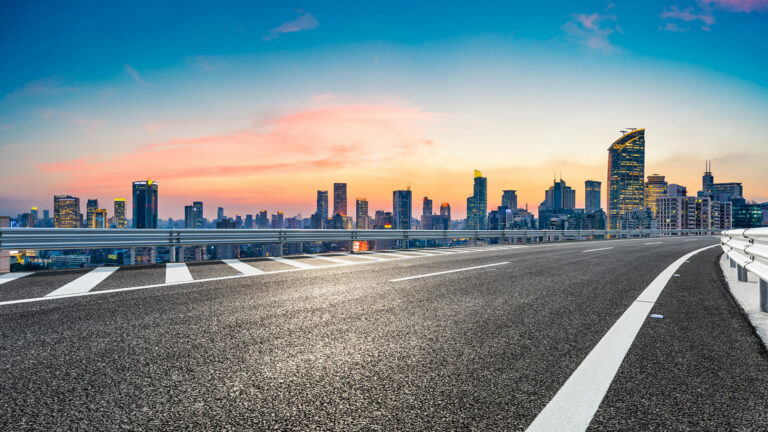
left=86, top=199, right=98, bottom=228
left=356, top=198, right=369, bottom=229
left=316, top=190, right=329, bottom=221
left=466, top=170, right=487, bottom=230
left=421, top=197, right=433, bottom=229
left=607, top=128, right=645, bottom=230
left=585, top=181, right=601, bottom=213
left=92, top=208, right=108, bottom=228
left=333, top=183, right=347, bottom=217
left=645, top=174, right=668, bottom=217
left=132, top=180, right=158, bottom=229
left=54, top=195, right=81, bottom=228
left=113, top=199, right=127, bottom=228
left=657, top=196, right=711, bottom=230
left=393, top=189, right=412, bottom=229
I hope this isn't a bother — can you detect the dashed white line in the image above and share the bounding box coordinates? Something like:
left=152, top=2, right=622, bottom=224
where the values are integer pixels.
left=390, top=262, right=510, bottom=282
left=0, top=272, right=33, bottom=285
left=525, top=245, right=718, bottom=432
left=582, top=247, right=614, bottom=253
left=165, top=263, right=193, bottom=284
left=644, top=242, right=662, bottom=245
left=46, top=267, right=119, bottom=297
left=269, top=256, right=316, bottom=269
left=311, top=255, right=357, bottom=265
left=222, top=259, right=265, bottom=276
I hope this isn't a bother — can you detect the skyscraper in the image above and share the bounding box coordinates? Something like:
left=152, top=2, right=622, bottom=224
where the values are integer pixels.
left=333, top=183, right=347, bottom=216
left=92, top=208, right=108, bottom=228
left=217, top=207, right=224, bottom=222
left=422, top=197, right=433, bottom=229
left=86, top=199, right=98, bottom=228
left=466, top=170, right=487, bottom=230
left=393, top=189, right=412, bottom=229
left=541, top=178, right=576, bottom=211
left=501, top=190, right=518, bottom=211
left=193, top=201, right=204, bottom=228
left=132, top=180, right=158, bottom=229
left=184, top=203, right=203, bottom=229
left=54, top=195, right=80, bottom=228
left=584, top=181, right=602, bottom=213
left=702, top=160, right=714, bottom=195
left=356, top=198, right=369, bottom=229
left=113, top=199, right=127, bottom=228
left=645, top=174, right=668, bottom=217
left=316, top=190, right=329, bottom=221
left=607, top=128, right=645, bottom=230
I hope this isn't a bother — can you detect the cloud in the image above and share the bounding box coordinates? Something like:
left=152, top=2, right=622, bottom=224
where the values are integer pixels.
left=660, top=5, right=716, bottom=31
left=562, top=13, right=621, bottom=53
left=124, top=64, right=150, bottom=86
left=264, top=11, right=319, bottom=41
left=42, top=110, right=103, bottom=130
left=705, top=0, right=768, bottom=12
left=38, top=103, right=439, bottom=190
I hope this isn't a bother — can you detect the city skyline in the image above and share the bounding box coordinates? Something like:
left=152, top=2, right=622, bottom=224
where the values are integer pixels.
left=1, top=2, right=767, bottom=218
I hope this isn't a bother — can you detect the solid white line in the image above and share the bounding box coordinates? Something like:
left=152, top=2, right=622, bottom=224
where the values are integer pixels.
left=644, top=242, right=662, bottom=245
left=525, top=245, right=717, bottom=432
left=222, top=259, right=265, bottom=276
left=269, top=256, right=316, bottom=269
left=582, top=247, right=614, bottom=253
left=46, top=267, right=119, bottom=297
left=311, top=255, right=357, bottom=265
left=165, top=263, right=193, bottom=284
left=390, top=262, right=510, bottom=282
left=0, top=272, right=33, bottom=285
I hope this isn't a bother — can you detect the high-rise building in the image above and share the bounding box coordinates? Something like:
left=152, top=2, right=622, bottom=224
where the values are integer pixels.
left=258, top=210, right=268, bottom=229
left=184, top=204, right=202, bottom=229
left=316, top=190, right=329, bottom=222
left=132, top=180, right=158, bottom=229
left=421, top=197, right=433, bottom=229
left=607, top=128, right=645, bottom=230
left=30, top=207, right=38, bottom=226
left=356, top=198, right=369, bottom=229
left=668, top=184, right=687, bottom=197
left=702, top=160, right=714, bottom=196
left=584, top=181, right=602, bottom=213
left=645, top=174, right=668, bottom=217
left=54, top=195, right=81, bottom=228
left=92, top=208, right=108, bottom=228
left=333, top=183, right=347, bottom=217
left=271, top=211, right=284, bottom=229
left=217, top=207, right=224, bottom=222
left=541, top=178, right=576, bottom=211
left=501, top=190, right=518, bottom=211
left=113, top=199, right=127, bottom=228
left=466, top=170, right=488, bottom=230
left=86, top=199, right=98, bottom=228
left=192, top=201, right=204, bottom=228
left=657, top=196, right=711, bottom=230
left=393, top=189, right=412, bottom=229
left=711, top=201, right=733, bottom=230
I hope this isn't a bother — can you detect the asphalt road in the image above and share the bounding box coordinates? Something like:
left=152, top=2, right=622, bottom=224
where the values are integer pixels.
left=1, top=237, right=766, bottom=431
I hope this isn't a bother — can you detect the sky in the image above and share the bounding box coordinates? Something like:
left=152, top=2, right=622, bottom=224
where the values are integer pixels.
left=1, top=0, right=767, bottom=220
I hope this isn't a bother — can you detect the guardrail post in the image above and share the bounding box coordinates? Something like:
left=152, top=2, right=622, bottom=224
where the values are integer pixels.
left=737, top=264, right=749, bottom=282
left=129, top=247, right=136, bottom=265
left=760, top=279, right=768, bottom=313
left=0, top=216, right=9, bottom=274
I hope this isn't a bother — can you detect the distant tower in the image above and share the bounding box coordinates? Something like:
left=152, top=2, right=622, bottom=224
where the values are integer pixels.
left=702, top=160, right=714, bottom=196
left=607, top=128, right=645, bottom=230
left=113, top=199, right=127, bottom=228
left=53, top=195, right=81, bottom=228
left=316, top=190, right=329, bottom=220
left=393, top=189, right=412, bottom=229
left=333, top=183, right=347, bottom=217
left=501, top=190, right=518, bottom=211
left=356, top=198, right=369, bottom=229
left=86, top=199, right=99, bottom=228
left=466, top=170, right=488, bottom=230
left=645, top=174, right=668, bottom=217
left=584, top=180, right=602, bottom=213
left=132, top=180, right=158, bottom=229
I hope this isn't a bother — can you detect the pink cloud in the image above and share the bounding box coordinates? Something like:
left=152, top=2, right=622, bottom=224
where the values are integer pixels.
left=264, top=11, right=319, bottom=41
left=562, top=13, right=621, bottom=53
left=660, top=5, right=716, bottom=31
left=706, top=0, right=768, bottom=12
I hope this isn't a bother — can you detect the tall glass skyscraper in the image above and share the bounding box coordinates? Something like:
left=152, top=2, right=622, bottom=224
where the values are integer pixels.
left=356, top=198, right=369, bottom=229
left=54, top=195, right=81, bottom=228
left=645, top=174, right=668, bottom=217
left=333, top=183, right=347, bottom=217
left=501, top=190, right=518, bottom=211
left=607, top=128, right=645, bottom=229
left=113, top=198, right=127, bottom=228
left=393, top=189, right=412, bottom=229
left=584, top=181, right=602, bottom=213
left=466, top=170, right=487, bottom=230
left=316, top=190, right=329, bottom=220
left=132, top=180, right=158, bottom=229
left=86, top=199, right=98, bottom=228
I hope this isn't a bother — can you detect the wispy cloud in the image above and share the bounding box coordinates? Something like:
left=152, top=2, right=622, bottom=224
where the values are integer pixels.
left=660, top=5, right=716, bottom=31
left=706, top=0, right=768, bottom=12
left=124, top=64, right=150, bottom=86
left=562, top=13, right=622, bottom=53
left=42, top=110, right=103, bottom=130
left=264, top=10, right=319, bottom=41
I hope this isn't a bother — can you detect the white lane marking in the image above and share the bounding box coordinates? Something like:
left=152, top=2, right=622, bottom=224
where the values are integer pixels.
left=165, top=263, right=193, bottom=284
left=269, top=256, right=316, bottom=269
left=418, top=249, right=457, bottom=254
left=644, top=242, right=662, bottom=245
left=583, top=247, right=614, bottom=253
left=371, top=252, right=411, bottom=259
left=0, top=272, right=33, bottom=285
left=390, top=262, right=510, bottom=282
left=312, top=255, right=358, bottom=265
left=45, top=267, right=119, bottom=297
left=344, top=253, right=387, bottom=261
left=396, top=250, right=437, bottom=256
left=525, top=245, right=718, bottom=432
left=222, top=259, right=265, bottom=276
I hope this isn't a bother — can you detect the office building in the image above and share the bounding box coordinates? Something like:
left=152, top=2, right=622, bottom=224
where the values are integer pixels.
left=244, top=214, right=254, bottom=229
left=258, top=210, right=268, bottom=229
left=645, top=174, right=668, bottom=217
left=333, top=183, right=347, bottom=217
left=217, top=207, right=224, bottom=222
left=732, top=198, right=762, bottom=228
left=356, top=198, right=369, bottom=229
left=92, top=208, right=108, bottom=228
left=393, top=189, right=412, bottom=229
left=668, top=184, right=687, bottom=197
left=540, top=178, right=576, bottom=212
left=271, top=211, right=284, bottom=229
left=54, top=195, right=81, bottom=228
left=113, top=199, right=127, bottom=228
left=132, top=180, right=158, bottom=229
left=711, top=201, right=733, bottom=230
left=584, top=181, right=601, bottom=213
left=501, top=190, right=518, bottom=211
left=85, top=199, right=98, bottom=228
left=422, top=197, right=433, bottom=229
left=316, top=190, right=329, bottom=225
left=607, top=128, right=645, bottom=229
left=657, top=196, right=711, bottom=230
left=466, top=170, right=488, bottom=230
left=184, top=204, right=202, bottom=229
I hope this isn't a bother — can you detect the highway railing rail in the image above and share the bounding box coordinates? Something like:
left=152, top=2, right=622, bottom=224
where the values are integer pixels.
left=721, top=228, right=768, bottom=312
left=0, top=227, right=720, bottom=250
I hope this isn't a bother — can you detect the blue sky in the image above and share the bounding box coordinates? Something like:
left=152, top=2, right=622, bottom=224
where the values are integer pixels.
left=1, top=0, right=767, bottom=217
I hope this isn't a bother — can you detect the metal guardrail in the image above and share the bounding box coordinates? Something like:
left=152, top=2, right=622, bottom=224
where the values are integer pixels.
left=0, top=227, right=719, bottom=250
left=721, top=228, right=768, bottom=312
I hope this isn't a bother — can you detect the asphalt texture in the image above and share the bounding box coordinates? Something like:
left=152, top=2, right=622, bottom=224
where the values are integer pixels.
left=1, top=237, right=766, bottom=431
